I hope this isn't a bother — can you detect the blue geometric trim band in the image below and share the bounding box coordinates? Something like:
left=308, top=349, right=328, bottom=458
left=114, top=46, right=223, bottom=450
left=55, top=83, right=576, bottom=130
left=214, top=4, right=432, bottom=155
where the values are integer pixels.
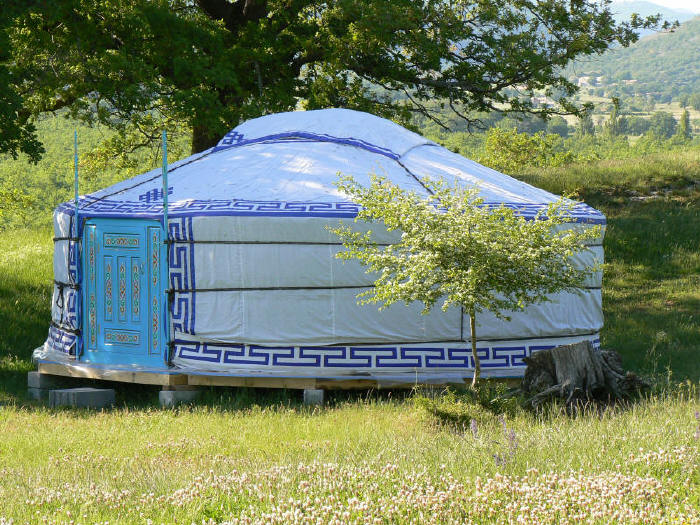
left=174, top=338, right=601, bottom=369
left=56, top=198, right=606, bottom=224
left=169, top=218, right=196, bottom=335
left=46, top=326, right=77, bottom=355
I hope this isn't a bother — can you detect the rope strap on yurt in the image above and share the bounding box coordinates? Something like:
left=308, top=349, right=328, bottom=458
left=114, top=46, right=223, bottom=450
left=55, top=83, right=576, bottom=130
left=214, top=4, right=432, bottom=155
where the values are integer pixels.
left=162, top=130, right=172, bottom=367
left=54, top=279, right=80, bottom=290
left=52, top=236, right=81, bottom=242
left=50, top=320, right=80, bottom=335
left=167, top=288, right=176, bottom=365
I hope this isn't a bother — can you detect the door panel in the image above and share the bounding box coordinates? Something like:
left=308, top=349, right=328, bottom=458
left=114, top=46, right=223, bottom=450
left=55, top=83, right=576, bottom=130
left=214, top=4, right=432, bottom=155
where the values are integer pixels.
left=85, top=224, right=97, bottom=351
left=104, top=255, right=114, bottom=321
left=147, top=226, right=163, bottom=356
left=82, top=218, right=166, bottom=366
left=117, top=256, right=127, bottom=322
left=131, top=256, right=141, bottom=323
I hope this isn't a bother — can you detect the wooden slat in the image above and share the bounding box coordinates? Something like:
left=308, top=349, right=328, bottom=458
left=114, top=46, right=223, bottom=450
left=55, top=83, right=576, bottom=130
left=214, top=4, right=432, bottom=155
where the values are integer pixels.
left=37, top=362, right=187, bottom=386
left=186, top=374, right=317, bottom=389
left=37, top=361, right=521, bottom=390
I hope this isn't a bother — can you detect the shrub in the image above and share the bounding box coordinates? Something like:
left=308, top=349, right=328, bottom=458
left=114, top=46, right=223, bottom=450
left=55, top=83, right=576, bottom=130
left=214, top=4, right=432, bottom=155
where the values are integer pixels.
left=479, top=127, right=575, bottom=174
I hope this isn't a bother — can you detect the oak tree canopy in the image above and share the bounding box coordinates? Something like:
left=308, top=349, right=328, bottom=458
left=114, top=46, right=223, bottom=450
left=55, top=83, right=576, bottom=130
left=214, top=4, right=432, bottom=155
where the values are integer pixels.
left=1, top=0, right=665, bottom=161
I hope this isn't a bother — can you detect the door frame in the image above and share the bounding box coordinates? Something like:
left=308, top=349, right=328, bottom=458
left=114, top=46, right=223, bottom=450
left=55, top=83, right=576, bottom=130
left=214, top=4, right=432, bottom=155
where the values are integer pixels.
left=80, top=217, right=168, bottom=367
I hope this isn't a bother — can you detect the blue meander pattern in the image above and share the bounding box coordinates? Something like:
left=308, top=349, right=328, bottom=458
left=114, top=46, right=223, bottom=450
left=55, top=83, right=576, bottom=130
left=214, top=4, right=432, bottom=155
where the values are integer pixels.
left=66, top=290, right=78, bottom=329
left=169, top=218, right=196, bottom=335
left=47, top=229, right=80, bottom=356
left=174, top=338, right=601, bottom=370
left=215, top=130, right=245, bottom=148
left=67, top=235, right=79, bottom=332
left=48, top=326, right=77, bottom=355
left=57, top=198, right=606, bottom=224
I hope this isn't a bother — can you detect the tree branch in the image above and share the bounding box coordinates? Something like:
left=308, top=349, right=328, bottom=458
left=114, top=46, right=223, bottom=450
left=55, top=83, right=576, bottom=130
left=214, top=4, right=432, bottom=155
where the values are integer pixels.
left=195, top=0, right=268, bottom=33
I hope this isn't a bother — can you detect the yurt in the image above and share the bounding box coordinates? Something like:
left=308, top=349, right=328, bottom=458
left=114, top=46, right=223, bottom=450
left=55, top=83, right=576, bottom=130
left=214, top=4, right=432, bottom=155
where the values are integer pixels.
left=35, top=109, right=605, bottom=386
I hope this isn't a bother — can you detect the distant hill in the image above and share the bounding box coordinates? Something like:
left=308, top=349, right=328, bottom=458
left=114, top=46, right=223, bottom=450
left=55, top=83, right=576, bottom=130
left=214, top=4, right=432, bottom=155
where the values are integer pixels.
left=610, top=1, right=695, bottom=35
left=570, top=14, right=700, bottom=101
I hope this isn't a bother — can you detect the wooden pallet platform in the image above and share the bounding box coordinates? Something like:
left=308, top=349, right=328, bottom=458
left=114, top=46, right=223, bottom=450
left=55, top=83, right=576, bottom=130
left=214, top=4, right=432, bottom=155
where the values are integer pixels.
left=37, top=361, right=188, bottom=387
left=37, top=360, right=520, bottom=390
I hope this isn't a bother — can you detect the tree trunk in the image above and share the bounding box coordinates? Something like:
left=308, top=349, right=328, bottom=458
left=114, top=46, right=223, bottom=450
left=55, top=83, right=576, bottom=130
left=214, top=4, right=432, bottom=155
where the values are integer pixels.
left=191, top=124, right=221, bottom=154
left=519, top=341, right=648, bottom=409
left=469, top=312, right=481, bottom=388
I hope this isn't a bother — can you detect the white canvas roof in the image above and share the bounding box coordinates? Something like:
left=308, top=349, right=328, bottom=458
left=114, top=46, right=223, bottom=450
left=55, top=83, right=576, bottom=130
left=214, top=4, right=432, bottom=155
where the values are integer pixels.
left=62, top=108, right=604, bottom=224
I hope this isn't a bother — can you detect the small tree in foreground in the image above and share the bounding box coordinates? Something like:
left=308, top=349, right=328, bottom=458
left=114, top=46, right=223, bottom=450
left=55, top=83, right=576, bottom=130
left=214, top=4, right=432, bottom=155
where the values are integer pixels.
left=331, top=176, right=601, bottom=387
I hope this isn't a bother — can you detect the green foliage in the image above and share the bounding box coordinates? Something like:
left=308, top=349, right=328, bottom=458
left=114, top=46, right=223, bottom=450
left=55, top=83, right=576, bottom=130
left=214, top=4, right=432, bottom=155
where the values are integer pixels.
left=0, top=3, right=44, bottom=162
left=331, top=175, right=600, bottom=384
left=620, top=115, right=652, bottom=135
left=689, top=93, right=700, bottom=112
left=0, top=114, right=190, bottom=231
left=517, top=149, right=700, bottom=201
left=546, top=116, right=569, bottom=138
left=421, top=107, right=692, bottom=171
left=577, top=111, right=596, bottom=137
left=0, top=186, right=34, bottom=224
left=433, top=131, right=485, bottom=159
left=480, top=127, right=576, bottom=174
left=0, top=67, right=44, bottom=163
left=676, top=110, right=692, bottom=141
left=2, top=0, right=665, bottom=161
left=603, top=97, right=622, bottom=138
left=81, top=117, right=191, bottom=177
left=332, top=176, right=600, bottom=318
left=649, top=111, right=678, bottom=139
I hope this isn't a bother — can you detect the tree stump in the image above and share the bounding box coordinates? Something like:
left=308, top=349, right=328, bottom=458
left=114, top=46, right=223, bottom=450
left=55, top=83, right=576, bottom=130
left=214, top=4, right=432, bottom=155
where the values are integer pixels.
left=519, top=341, right=648, bottom=409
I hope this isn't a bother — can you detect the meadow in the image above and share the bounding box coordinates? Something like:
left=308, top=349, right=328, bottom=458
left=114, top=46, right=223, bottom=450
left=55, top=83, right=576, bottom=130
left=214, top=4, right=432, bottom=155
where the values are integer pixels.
left=0, top=388, right=697, bottom=523
left=0, top=144, right=698, bottom=523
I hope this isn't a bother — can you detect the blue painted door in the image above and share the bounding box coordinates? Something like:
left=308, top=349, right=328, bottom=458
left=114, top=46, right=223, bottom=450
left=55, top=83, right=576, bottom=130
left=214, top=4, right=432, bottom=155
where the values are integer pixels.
left=82, top=218, right=167, bottom=366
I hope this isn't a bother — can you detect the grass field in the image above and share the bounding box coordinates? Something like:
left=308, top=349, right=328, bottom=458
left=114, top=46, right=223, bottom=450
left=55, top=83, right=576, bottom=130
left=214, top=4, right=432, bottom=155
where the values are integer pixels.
left=0, top=149, right=698, bottom=523
left=0, top=389, right=696, bottom=523
left=521, top=149, right=700, bottom=380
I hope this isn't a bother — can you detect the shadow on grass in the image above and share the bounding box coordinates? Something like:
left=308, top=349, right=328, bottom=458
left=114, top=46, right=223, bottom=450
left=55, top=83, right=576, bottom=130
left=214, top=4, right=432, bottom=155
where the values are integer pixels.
left=0, top=277, right=50, bottom=356
left=10, top=380, right=421, bottom=415
left=0, top=270, right=52, bottom=402
left=596, top=192, right=700, bottom=380
left=600, top=193, right=700, bottom=278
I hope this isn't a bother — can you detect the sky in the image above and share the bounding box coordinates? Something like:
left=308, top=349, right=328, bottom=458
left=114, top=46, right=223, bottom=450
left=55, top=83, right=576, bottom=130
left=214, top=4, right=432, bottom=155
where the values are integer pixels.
left=617, top=0, right=700, bottom=13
